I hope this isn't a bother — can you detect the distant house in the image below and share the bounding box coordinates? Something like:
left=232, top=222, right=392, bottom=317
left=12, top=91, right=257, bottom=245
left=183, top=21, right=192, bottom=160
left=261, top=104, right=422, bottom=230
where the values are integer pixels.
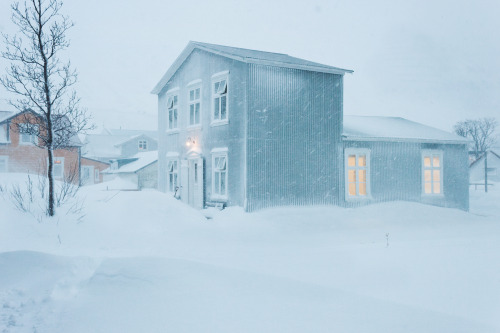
left=152, top=41, right=469, bottom=211
left=80, top=157, right=110, bottom=185
left=470, top=149, right=500, bottom=183
left=0, top=110, right=82, bottom=183
left=102, top=151, right=158, bottom=190
left=81, top=128, right=158, bottom=187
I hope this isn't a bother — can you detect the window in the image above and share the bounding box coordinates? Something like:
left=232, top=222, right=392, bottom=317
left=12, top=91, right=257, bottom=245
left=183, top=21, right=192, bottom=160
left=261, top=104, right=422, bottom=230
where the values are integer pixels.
left=188, top=86, right=201, bottom=126
left=212, top=151, right=228, bottom=199
left=167, top=94, right=178, bottom=130
left=212, top=75, right=228, bottom=123
left=0, top=124, right=9, bottom=142
left=167, top=159, right=178, bottom=192
left=53, top=157, right=64, bottom=178
left=0, top=156, right=7, bottom=173
left=345, top=149, right=370, bottom=198
left=138, top=140, right=148, bottom=150
left=19, top=123, right=38, bottom=145
left=94, top=169, right=100, bottom=182
left=422, top=150, right=443, bottom=195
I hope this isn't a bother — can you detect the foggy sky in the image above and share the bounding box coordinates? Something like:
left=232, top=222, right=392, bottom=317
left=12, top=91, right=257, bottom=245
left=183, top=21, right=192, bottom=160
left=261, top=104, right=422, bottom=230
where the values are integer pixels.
left=0, top=0, right=499, bottom=132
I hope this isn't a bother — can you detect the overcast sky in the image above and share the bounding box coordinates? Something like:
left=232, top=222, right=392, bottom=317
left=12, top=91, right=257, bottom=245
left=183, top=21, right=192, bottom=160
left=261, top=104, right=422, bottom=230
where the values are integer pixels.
left=0, top=0, right=499, bottom=132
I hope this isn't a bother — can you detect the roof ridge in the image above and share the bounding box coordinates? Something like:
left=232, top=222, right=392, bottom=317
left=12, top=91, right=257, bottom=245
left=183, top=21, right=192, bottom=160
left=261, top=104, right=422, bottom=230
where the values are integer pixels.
left=191, top=41, right=288, bottom=57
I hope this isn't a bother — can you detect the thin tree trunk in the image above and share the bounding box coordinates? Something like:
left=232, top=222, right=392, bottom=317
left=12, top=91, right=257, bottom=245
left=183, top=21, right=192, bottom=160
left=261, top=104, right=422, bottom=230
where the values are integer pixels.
left=485, top=152, right=488, bottom=193
left=48, top=148, right=54, bottom=215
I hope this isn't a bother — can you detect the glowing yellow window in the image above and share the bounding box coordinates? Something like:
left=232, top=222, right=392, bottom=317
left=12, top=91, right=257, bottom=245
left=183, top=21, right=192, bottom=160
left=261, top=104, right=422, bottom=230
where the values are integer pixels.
left=346, top=150, right=369, bottom=198
left=423, top=152, right=442, bottom=195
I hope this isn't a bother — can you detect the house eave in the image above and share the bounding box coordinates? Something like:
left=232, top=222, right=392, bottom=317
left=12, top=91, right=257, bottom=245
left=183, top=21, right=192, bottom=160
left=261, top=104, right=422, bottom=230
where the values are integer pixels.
left=342, top=135, right=470, bottom=145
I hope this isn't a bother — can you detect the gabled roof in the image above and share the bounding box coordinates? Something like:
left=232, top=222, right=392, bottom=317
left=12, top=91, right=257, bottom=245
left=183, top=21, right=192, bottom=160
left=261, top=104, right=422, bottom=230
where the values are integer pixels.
left=103, top=151, right=158, bottom=174
left=113, top=134, right=157, bottom=147
left=470, top=150, right=500, bottom=168
left=0, top=111, right=15, bottom=123
left=152, top=41, right=353, bottom=94
left=342, top=116, right=470, bottom=144
left=102, top=128, right=158, bottom=140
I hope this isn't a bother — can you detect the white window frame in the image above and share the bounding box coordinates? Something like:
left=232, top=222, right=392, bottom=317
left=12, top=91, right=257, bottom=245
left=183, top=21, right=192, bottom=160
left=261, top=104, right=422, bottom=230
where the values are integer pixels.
left=19, top=123, right=38, bottom=145
left=52, top=157, right=64, bottom=179
left=344, top=148, right=371, bottom=199
left=167, top=159, right=179, bottom=193
left=211, top=148, right=228, bottom=200
left=422, top=150, right=443, bottom=196
left=0, top=124, right=9, bottom=142
left=0, top=156, right=8, bottom=173
left=211, top=72, right=229, bottom=126
left=138, top=140, right=148, bottom=151
left=187, top=82, right=202, bottom=128
left=166, top=93, right=179, bottom=131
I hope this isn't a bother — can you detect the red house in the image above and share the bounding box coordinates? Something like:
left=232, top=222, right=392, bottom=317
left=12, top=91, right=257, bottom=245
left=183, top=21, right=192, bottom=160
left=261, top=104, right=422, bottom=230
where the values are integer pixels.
left=0, top=110, right=82, bottom=183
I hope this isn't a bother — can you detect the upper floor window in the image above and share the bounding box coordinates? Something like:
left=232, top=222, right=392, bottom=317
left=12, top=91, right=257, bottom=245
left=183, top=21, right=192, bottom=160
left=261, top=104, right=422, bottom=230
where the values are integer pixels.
left=212, top=75, right=228, bottom=124
left=345, top=148, right=370, bottom=198
left=19, top=123, right=38, bottom=145
left=167, top=94, right=178, bottom=130
left=422, top=150, right=443, bottom=195
left=188, top=86, right=201, bottom=126
left=0, top=123, right=9, bottom=142
left=138, top=140, right=148, bottom=150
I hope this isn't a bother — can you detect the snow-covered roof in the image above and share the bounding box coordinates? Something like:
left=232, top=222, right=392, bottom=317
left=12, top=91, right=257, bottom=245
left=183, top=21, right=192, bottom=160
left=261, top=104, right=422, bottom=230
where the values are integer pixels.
left=152, top=41, right=353, bottom=94
left=113, top=134, right=157, bottom=147
left=102, top=128, right=158, bottom=140
left=342, top=116, right=470, bottom=144
left=82, top=134, right=125, bottom=160
left=105, top=151, right=158, bottom=174
left=0, top=111, right=15, bottom=123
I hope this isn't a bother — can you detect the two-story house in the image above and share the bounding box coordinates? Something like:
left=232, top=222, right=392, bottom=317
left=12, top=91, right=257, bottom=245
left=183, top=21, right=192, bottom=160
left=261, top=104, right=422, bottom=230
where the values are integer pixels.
left=0, top=110, right=81, bottom=183
left=153, top=42, right=469, bottom=211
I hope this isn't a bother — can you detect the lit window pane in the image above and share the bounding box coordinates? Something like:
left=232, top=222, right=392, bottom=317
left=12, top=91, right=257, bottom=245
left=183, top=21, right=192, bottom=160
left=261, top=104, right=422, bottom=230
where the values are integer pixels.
left=359, top=182, right=367, bottom=195
left=433, top=182, right=441, bottom=194
left=433, top=170, right=440, bottom=182
left=348, top=155, right=356, bottom=167
left=424, top=157, right=431, bottom=167
left=348, top=183, right=356, bottom=196
left=424, top=170, right=432, bottom=182
left=358, top=155, right=366, bottom=167
left=348, top=170, right=356, bottom=182
left=358, top=169, right=366, bottom=182
left=433, top=156, right=440, bottom=167
left=425, top=182, right=432, bottom=194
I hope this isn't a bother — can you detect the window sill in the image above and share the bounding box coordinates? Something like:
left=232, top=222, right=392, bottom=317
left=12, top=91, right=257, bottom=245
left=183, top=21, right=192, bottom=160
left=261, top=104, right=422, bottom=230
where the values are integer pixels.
left=345, top=194, right=372, bottom=201
left=210, top=120, right=229, bottom=127
left=166, top=129, right=180, bottom=134
left=0, top=140, right=11, bottom=144
left=210, top=195, right=228, bottom=202
left=187, top=125, right=202, bottom=131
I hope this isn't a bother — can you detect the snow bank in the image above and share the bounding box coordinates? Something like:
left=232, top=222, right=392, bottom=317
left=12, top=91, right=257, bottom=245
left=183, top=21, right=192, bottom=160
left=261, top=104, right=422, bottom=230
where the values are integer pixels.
left=1, top=174, right=499, bottom=332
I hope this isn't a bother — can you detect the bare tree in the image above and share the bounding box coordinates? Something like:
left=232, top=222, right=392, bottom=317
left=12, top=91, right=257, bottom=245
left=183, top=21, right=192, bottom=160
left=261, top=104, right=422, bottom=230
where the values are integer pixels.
left=0, top=0, right=92, bottom=216
left=454, top=117, right=497, bottom=192
left=453, top=118, right=497, bottom=159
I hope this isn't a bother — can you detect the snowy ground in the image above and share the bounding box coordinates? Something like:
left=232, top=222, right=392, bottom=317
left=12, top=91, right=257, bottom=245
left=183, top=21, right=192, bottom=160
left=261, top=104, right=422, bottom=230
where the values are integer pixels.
left=1, top=174, right=499, bottom=332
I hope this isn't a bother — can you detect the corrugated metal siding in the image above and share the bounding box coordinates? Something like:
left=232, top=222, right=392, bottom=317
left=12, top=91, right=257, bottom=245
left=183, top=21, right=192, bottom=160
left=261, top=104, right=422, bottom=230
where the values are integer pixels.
left=246, top=64, right=343, bottom=211
left=157, top=49, right=247, bottom=207
left=342, top=141, right=469, bottom=210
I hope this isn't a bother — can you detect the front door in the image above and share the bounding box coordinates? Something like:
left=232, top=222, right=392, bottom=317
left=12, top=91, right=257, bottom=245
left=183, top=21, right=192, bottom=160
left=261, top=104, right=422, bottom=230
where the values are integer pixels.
left=188, top=157, right=204, bottom=209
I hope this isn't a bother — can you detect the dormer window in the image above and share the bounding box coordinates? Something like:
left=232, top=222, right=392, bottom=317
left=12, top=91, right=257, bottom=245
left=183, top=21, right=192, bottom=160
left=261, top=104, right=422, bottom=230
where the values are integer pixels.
left=138, top=140, right=148, bottom=150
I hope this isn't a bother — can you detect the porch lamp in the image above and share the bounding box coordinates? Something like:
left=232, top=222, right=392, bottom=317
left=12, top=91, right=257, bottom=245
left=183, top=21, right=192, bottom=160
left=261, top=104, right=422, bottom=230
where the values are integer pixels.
left=186, top=137, right=195, bottom=147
